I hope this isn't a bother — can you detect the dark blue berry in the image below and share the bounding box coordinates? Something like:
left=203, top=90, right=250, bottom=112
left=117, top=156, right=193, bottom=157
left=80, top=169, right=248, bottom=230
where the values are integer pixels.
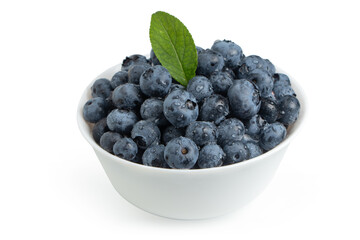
left=198, top=143, right=225, bottom=168
left=278, top=95, right=300, bottom=125
left=196, top=49, right=225, bottom=77
left=83, top=97, right=109, bottom=123
left=185, top=121, right=217, bottom=147
left=164, top=137, right=199, bottom=169
left=264, top=91, right=278, bottom=103
left=106, top=109, right=138, bottom=135
left=99, top=131, right=122, bottom=153
left=246, top=69, right=274, bottom=97
left=140, top=66, right=172, bottom=97
left=227, top=79, right=261, bottom=119
left=264, top=59, right=276, bottom=75
left=209, top=71, right=233, bottom=95
left=162, top=125, right=185, bottom=145
left=242, top=134, right=263, bottom=159
left=223, top=141, right=249, bottom=165
left=132, top=149, right=144, bottom=164
left=142, top=144, right=169, bottom=168
left=273, top=73, right=296, bottom=99
left=150, top=49, right=161, bottom=66
left=112, top=83, right=143, bottom=110
left=244, top=115, right=266, bottom=140
left=222, top=67, right=236, bottom=79
left=186, top=76, right=214, bottom=102
left=91, top=78, right=112, bottom=99
left=163, top=89, right=199, bottom=128
left=169, top=83, right=185, bottom=93
left=131, top=120, right=161, bottom=150
left=110, top=71, right=128, bottom=89
left=200, top=94, right=229, bottom=125
left=196, top=46, right=204, bottom=54
left=140, top=98, right=169, bottom=127
left=273, top=73, right=290, bottom=84
left=217, top=118, right=245, bottom=147
left=92, top=118, right=109, bottom=144
left=128, top=64, right=151, bottom=84
left=259, top=98, right=279, bottom=123
left=237, top=55, right=275, bottom=78
left=121, top=54, right=149, bottom=71
left=113, top=137, right=138, bottom=162
left=211, top=40, right=244, bottom=69
left=259, top=122, right=287, bottom=151
left=104, top=96, right=116, bottom=113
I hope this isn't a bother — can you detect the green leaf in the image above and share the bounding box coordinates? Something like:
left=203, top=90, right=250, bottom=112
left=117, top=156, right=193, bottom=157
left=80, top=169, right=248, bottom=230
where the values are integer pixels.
left=150, top=11, right=197, bottom=86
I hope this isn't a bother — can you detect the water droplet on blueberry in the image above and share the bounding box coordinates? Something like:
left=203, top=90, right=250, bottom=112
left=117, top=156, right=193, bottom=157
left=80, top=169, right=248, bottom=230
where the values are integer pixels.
left=195, top=85, right=204, bottom=92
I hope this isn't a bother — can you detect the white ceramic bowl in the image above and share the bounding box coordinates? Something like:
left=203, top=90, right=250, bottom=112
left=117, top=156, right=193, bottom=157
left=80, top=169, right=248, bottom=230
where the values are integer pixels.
left=77, top=63, right=306, bottom=220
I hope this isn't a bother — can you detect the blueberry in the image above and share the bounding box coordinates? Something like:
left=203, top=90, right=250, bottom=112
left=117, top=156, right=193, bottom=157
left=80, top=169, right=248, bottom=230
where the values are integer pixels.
left=246, top=69, right=274, bottom=97
left=150, top=49, right=161, bottom=66
left=185, top=121, right=217, bottom=147
left=110, top=71, right=128, bottom=89
left=236, top=55, right=264, bottom=77
left=164, top=137, right=199, bottom=169
left=162, top=125, right=185, bottom=145
left=140, top=66, right=172, bottom=97
left=264, top=91, right=278, bottom=103
left=217, top=118, right=245, bottom=147
left=196, top=49, right=225, bottom=77
left=91, top=78, right=112, bottom=99
left=273, top=83, right=295, bottom=100
left=142, top=144, right=169, bottom=168
left=259, top=98, right=279, bottom=123
left=186, top=76, right=214, bottom=102
left=133, top=149, right=144, bottom=164
left=106, top=109, right=138, bottom=135
left=113, top=137, right=138, bottom=162
left=163, top=89, right=199, bottom=128
left=196, top=46, right=204, bottom=54
left=92, top=118, right=109, bottom=144
left=273, top=73, right=296, bottom=99
left=83, top=97, right=109, bottom=123
left=222, top=67, right=236, bottom=79
left=264, top=59, right=276, bottom=75
left=131, top=120, right=161, bottom=149
left=237, top=55, right=276, bottom=78
left=169, top=83, right=185, bottom=93
left=140, top=98, right=169, bottom=127
left=223, top=141, right=249, bottom=165
left=197, top=144, right=225, bottom=168
left=244, top=115, right=267, bottom=140
left=121, top=54, right=149, bottom=71
left=104, top=95, right=116, bottom=112
left=128, top=64, right=151, bottom=84
left=200, top=94, right=229, bottom=124
left=211, top=40, right=244, bottom=69
left=273, top=73, right=290, bottom=84
left=209, top=71, right=233, bottom=95
left=191, top=163, right=200, bottom=169
left=99, top=131, right=122, bottom=153
left=259, top=122, right=287, bottom=151
left=112, top=83, right=143, bottom=110
left=278, top=95, right=300, bottom=125
left=242, top=134, right=263, bottom=159
left=227, top=79, right=261, bottom=119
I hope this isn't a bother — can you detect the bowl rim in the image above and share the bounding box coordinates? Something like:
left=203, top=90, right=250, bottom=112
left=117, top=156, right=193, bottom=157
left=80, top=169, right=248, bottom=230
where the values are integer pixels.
left=77, top=63, right=307, bottom=174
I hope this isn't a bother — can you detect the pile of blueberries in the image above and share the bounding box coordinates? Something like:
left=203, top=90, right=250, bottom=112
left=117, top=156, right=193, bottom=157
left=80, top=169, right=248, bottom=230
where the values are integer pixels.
left=83, top=40, right=300, bottom=169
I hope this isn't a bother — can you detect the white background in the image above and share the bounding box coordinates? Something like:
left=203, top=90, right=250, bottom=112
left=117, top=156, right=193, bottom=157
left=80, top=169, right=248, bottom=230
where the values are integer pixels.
left=1, top=0, right=359, bottom=239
